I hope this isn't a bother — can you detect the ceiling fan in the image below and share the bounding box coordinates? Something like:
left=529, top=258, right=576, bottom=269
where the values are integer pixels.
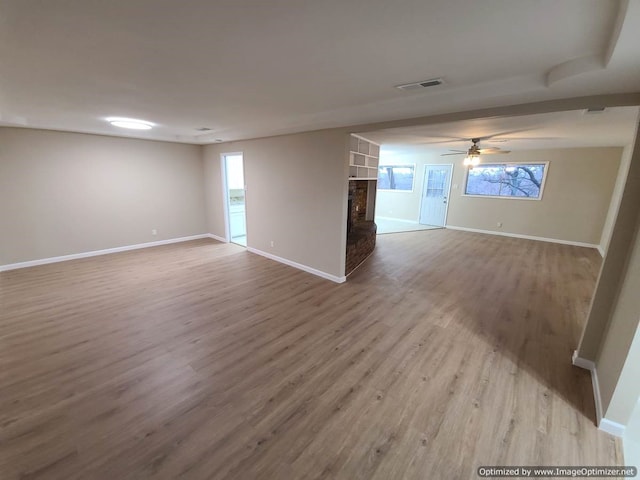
left=441, top=138, right=510, bottom=166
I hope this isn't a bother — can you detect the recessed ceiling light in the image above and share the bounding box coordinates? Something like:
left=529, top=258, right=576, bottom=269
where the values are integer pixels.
left=106, top=117, right=154, bottom=130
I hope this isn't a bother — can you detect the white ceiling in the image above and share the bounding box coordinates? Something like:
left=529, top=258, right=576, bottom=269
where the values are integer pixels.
left=0, top=0, right=639, bottom=144
left=360, top=107, right=640, bottom=155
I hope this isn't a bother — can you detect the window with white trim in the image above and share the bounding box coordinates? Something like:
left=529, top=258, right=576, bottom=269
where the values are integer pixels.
left=378, top=165, right=415, bottom=191
left=464, top=163, right=548, bottom=199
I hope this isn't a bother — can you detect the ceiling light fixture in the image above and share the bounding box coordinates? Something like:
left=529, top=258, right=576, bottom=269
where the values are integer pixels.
left=463, top=154, right=480, bottom=167
left=463, top=138, right=481, bottom=167
left=107, top=117, right=154, bottom=130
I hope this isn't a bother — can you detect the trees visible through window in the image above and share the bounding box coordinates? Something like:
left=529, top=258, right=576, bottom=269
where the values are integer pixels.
left=378, top=165, right=415, bottom=191
left=465, top=163, right=547, bottom=199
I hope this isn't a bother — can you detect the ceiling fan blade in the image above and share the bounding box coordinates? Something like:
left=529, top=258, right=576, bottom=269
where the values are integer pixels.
left=380, top=133, right=468, bottom=146
left=440, top=152, right=465, bottom=156
left=479, top=128, right=539, bottom=141
left=482, top=150, right=511, bottom=154
left=478, top=148, right=503, bottom=153
left=415, top=139, right=465, bottom=145
left=487, top=136, right=560, bottom=142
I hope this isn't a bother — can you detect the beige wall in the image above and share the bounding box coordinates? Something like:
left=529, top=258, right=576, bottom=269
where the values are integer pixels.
left=374, top=151, right=429, bottom=222
left=203, top=130, right=349, bottom=278
left=597, top=224, right=640, bottom=422
left=0, top=128, right=207, bottom=265
left=377, top=147, right=622, bottom=246
left=600, top=144, right=635, bottom=253
left=594, top=208, right=640, bottom=424
left=578, top=123, right=640, bottom=362
left=203, top=153, right=226, bottom=239
left=624, top=398, right=640, bottom=467
left=572, top=119, right=640, bottom=433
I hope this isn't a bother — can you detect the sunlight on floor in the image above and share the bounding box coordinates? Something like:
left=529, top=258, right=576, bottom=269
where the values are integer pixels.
left=375, top=217, right=441, bottom=235
left=231, top=235, right=247, bottom=246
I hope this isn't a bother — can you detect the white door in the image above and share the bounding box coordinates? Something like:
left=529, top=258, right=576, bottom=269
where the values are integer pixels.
left=419, top=164, right=453, bottom=227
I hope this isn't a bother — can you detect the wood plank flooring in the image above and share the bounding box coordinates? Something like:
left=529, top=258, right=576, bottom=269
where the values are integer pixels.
left=0, top=230, right=621, bottom=479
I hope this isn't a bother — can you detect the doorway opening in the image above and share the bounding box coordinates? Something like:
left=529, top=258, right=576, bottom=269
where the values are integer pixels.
left=223, top=153, right=246, bottom=246
left=372, top=158, right=448, bottom=235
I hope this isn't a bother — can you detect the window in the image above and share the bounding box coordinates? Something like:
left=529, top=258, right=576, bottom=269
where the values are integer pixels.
left=464, top=163, right=548, bottom=200
left=378, top=165, right=415, bottom=191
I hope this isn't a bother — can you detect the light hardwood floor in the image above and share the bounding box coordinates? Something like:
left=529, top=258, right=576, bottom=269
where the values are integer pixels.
left=0, top=230, right=621, bottom=479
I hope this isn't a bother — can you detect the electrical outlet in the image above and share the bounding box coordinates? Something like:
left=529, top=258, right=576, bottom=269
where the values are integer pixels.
left=497, top=222, right=502, bottom=228
left=270, top=240, right=274, bottom=247
left=355, top=205, right=360, bottom=212
left=151, top=229, right=157, bottom=235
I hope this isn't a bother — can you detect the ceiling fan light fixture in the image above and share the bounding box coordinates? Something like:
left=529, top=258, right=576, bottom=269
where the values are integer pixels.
left=463, top=154, right=480, bottom=167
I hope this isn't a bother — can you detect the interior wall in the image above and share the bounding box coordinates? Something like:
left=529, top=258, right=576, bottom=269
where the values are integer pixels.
left=203, top=129, right=350, bottom=278
left=374, top=151, right=428, bottom=222
left=0, top=128, right=207, bottom=265
left=600, top=143, right=635, bottom=253
left=203, top=152, right=227, bottom=240
left=376, top=147, right=622, bottom=246
left=596, top=215, right=640, bottom=424
left=624, top=398, right=640, bottom=467
left=578, top=121, right=640, bottom=362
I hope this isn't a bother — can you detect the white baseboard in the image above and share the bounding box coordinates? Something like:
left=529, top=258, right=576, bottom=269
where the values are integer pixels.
left=207, top=233, right=228, bottom=243
left=0, top=233, right=346, bottom=284
left=572, top=350, right=596, bottom=371
left=600, top=418, right=626, bottom=437
left=572, top=351, right=603, bottom=427
left=597, top=245, right=606, bottom=258
left=246, top=247, right=346, bottom=284
left=0, top=234, right=213, bottom=272
left=571, top=350, right=625, bottom=437
left=446, top=225, right=599, bottom=250
left=591, top=367, right=604, bottom=428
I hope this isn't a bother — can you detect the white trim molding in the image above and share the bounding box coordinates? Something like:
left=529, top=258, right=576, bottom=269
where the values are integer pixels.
left=247, top=247, right=346, bottom=284
left=572, top=350, right=596, bottom=370
left=597, top=245, right=606, bottom=258
left=446, top=225, right=599, bottom=250
left=207, top=233, right=227, bottom=243
left=572, top=350, right=625, bottom=437
left=599, top=418, right=626, bottom=437
left=0, top=234, right=213, bottom=272
left=572, top=351, right=603, bottom=427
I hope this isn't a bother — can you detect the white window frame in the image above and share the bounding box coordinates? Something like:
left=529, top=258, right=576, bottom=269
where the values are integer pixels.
left=377, top=164, right=416, bottom=193
left=462, top=161, right=550, bottom=201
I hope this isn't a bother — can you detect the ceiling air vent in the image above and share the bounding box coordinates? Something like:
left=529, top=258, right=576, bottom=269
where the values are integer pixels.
left=196, top=127, right=212, bottom=131
left=395, top=78, right=445, bottom=91
left=584, top=107, right=606, bottom=114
